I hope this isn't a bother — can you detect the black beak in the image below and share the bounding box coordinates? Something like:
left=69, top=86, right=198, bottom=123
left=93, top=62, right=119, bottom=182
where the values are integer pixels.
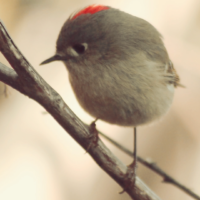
left=40, top=54, right=64, bottom=65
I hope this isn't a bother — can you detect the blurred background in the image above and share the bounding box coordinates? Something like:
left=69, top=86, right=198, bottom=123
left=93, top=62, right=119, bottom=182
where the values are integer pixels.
left=0, top=0, right=200, bottom=199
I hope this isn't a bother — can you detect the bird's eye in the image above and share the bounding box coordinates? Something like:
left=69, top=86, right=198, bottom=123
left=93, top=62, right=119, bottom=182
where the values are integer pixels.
left=72, top=43, right=88, bottom=54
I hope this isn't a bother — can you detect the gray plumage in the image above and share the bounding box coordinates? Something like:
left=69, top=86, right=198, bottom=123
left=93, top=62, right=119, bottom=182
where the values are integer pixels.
left=42, top=6, right=180, bottom=126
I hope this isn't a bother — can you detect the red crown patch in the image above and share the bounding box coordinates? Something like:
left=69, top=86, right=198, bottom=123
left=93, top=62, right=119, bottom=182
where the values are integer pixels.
left=72, top=5, right=109, bottom=20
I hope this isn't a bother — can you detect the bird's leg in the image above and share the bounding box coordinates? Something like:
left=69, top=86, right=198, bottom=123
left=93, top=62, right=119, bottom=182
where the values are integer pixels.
left=89, top=118, right=98, bottom=134
left=129, top=127, right=137, bottom=177
left=87, top=118, right=99, bottom=151
left=120, top=127, right=137, bottom=193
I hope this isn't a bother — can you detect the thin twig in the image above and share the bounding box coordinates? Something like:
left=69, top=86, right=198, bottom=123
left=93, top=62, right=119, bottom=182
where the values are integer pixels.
left=0, top=19, right=161, bottom=200
left=99, top=131, right=200, bottom=200
left=0, top=62, right=20, bottom=85
left=3, top=84, right=8, bottom=97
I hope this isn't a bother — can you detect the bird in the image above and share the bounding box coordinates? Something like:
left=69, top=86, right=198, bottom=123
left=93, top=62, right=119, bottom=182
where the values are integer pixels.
left=41, top=4, right=180, bottom=183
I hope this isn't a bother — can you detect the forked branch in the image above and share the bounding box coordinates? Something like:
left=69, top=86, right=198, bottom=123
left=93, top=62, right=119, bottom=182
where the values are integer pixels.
left=0, top=20, right=160, bottom=200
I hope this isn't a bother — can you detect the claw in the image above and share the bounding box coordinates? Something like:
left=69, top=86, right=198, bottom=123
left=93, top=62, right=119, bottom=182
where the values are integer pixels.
left=86, top=119, right=99, bottom=152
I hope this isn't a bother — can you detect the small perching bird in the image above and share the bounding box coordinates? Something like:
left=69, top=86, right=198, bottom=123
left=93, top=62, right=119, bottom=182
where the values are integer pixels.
left=41, top=5, right=180, bottom=179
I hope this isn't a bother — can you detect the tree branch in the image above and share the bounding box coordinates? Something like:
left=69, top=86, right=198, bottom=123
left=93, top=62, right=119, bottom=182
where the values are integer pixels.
left=0, top=20, right=161, bottom=200
left=99, top=131, right=200, bottom=200
left=0, top=62, right=19, bottom=88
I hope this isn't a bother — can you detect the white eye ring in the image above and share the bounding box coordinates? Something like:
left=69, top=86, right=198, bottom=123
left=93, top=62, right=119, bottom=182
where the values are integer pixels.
left=81, top=43, right=88, bottom=50
left=67, top=43, right=88, bottom=57
left=67, top=46, right=79, bottom=57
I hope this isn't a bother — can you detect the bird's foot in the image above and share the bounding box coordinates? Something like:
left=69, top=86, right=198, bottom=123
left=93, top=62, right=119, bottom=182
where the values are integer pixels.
left=119, top=159, right=137, bottom=194
left=86, top=119, right=99, bottom=151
